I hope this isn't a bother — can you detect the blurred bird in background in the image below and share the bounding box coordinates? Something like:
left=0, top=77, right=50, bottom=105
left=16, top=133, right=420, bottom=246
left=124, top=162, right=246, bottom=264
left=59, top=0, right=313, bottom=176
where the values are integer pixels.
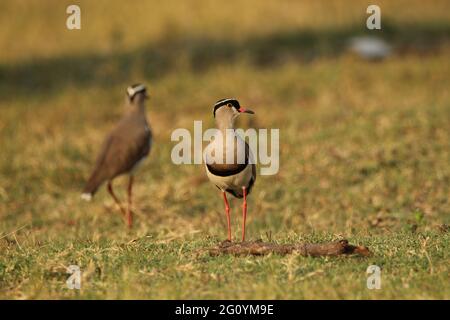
left=81, top=84, right=152, bottom=228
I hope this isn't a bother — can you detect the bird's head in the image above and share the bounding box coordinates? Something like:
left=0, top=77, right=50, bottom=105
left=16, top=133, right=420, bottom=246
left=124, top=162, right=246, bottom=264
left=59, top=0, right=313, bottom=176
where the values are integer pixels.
left=213, top=98, right=254, bottom=126
left=127, top=83, right=149, bottom=104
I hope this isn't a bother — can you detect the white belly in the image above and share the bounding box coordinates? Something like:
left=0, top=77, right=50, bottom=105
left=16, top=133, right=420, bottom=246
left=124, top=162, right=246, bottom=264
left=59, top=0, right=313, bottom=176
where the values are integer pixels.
left=131, top=156, right=146, bottom=173
left=206, top=163, right=253, bottom=193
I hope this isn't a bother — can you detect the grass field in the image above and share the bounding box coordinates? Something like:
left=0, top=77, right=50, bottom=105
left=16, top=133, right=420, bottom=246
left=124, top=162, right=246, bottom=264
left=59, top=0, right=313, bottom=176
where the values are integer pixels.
left=0, top=0, right=449, bottom=299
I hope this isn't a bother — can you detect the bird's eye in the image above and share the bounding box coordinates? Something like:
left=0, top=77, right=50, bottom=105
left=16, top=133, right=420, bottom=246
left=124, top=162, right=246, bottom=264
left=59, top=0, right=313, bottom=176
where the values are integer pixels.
left=227, top=103, right=233, bottom=108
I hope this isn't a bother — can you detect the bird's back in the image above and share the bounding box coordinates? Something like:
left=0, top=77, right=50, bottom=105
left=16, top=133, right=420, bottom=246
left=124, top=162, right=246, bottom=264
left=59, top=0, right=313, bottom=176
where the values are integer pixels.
left=83, top=111, right=151, bottom=195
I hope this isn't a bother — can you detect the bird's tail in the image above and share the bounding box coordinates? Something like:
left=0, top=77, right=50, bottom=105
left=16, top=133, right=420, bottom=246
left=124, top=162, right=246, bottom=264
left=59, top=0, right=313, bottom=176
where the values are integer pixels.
left=81, top=173, right=103, bottom=202
left=81, top=192, right=93, bottom=202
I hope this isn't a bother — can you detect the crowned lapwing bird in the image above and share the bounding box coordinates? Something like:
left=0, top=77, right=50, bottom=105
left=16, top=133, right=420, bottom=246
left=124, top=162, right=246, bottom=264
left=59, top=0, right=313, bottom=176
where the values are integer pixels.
left=81, top=84, right=152, bottom=228
left=204, top=98, right=256, bottom=241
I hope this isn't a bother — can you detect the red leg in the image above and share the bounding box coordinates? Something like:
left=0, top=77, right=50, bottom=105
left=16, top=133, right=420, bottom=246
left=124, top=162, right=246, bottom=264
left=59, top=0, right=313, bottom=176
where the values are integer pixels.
left=107, top=181, right=126, bottom=216
left=242, top=187, right=247, bottom=242
left=222, top=191, right=231, bottom=241
left=126, top=176, right=134, bottom=228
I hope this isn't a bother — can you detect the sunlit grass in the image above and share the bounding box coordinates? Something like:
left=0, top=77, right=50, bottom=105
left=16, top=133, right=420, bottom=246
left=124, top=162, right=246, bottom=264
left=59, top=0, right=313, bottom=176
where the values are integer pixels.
left=0, top=1, right=449, bottom=299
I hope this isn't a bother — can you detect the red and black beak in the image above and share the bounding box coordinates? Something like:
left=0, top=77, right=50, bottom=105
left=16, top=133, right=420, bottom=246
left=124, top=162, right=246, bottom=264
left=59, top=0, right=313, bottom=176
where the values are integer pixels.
left=239, top=107, right=254, bottom=114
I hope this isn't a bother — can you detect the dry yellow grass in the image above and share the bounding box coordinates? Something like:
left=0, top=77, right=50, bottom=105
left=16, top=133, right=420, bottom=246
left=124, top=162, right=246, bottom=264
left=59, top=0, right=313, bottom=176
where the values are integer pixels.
left=0, top=0, right=449, bottom=299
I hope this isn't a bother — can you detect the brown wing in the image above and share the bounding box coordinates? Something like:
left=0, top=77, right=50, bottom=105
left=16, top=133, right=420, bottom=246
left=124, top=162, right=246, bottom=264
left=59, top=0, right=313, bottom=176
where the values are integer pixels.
left=83, top=115, right=151, bottom=195
left=247, top=163, right=256, bottom=195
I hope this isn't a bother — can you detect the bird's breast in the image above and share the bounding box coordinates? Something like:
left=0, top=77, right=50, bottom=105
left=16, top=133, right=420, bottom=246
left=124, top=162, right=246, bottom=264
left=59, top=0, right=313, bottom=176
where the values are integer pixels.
left=206, top=163, right=253, bottom=193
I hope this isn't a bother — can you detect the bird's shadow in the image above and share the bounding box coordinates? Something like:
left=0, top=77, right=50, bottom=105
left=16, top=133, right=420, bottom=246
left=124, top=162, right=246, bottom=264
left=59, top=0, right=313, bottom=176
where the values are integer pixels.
left=0, top=20, right=448, bottom=102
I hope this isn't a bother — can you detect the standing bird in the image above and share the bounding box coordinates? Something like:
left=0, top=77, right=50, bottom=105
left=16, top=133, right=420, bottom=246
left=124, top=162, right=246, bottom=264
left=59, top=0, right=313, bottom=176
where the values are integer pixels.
left=204, top=98, right=256, bottom=242
left=81, top=84, right=152, bottom=228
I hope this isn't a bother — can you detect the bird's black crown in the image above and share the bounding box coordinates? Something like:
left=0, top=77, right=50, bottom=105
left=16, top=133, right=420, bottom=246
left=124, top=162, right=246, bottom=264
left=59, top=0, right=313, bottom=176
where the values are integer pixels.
left=213, top=98, right=241, bottom=117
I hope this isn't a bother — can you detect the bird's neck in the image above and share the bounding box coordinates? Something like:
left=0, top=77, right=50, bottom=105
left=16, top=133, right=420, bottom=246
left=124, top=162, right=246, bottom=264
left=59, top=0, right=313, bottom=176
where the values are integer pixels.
left=126, top=102, right=146, bottom=116
left=216, top=118, right=235, bottom=132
